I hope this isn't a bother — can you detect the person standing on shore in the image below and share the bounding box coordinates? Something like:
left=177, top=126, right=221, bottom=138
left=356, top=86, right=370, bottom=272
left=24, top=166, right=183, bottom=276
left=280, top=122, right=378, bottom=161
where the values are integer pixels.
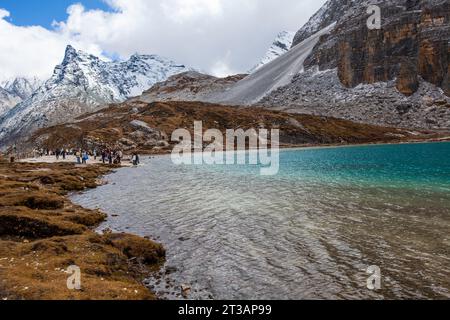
left=75, top=150, right=81, bottom=164
left=132, top=152, right=140, bottom=166
left=82, top=151, right=89, bottom=165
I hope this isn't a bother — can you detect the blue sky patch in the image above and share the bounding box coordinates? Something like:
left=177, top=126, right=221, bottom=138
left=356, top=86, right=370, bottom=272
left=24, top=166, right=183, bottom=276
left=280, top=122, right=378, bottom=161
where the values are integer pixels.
left=1, top=0, right=112, bottom=28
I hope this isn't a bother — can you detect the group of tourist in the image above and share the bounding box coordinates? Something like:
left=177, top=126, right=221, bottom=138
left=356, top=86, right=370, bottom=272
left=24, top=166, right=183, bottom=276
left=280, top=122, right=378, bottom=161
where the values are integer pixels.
left=99, top=149, right=123, bottom=165
left=31, top=147, right=140, bottom=166
left=34, top=148, right=68, bottom=158
left=73, top=150, right=90, bottom=164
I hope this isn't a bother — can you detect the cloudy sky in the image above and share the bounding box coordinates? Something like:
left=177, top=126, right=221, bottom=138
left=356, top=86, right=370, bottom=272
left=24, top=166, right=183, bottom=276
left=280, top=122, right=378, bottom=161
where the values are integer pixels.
left=0, top=0, right=327, bottom=82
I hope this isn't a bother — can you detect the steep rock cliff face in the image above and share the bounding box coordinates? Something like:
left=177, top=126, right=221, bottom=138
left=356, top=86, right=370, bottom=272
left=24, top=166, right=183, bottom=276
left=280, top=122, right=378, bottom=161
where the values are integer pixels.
left=299, top=0, right=449, bottom=96
left=253, top=0, right=450, bottom=129
left=444, top=48, right=450, bottom=95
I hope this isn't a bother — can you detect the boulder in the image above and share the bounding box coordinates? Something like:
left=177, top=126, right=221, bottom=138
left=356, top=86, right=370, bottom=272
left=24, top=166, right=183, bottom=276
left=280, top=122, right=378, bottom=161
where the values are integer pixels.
left=130, top=120, right=155, bottom=134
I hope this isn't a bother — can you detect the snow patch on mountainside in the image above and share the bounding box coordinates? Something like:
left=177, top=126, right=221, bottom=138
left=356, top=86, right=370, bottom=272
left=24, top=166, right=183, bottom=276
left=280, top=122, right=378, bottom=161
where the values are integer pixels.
left=0, top=45, right=193, bottom=147
left=249, top=31, right=295, bottom=73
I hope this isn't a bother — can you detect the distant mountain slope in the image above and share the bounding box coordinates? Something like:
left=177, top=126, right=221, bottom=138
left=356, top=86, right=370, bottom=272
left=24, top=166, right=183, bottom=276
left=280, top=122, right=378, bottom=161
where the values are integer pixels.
left=249, top=31, right=295, bottom=73
left=137, top=71, right=247, bottom=104
left=1, top=77, right=42, bottom=100
left=0, top=45, right=193, bottom=147
left=0, top=77, right=42, bottom=116
left=0, top=87, right=21, bottom=116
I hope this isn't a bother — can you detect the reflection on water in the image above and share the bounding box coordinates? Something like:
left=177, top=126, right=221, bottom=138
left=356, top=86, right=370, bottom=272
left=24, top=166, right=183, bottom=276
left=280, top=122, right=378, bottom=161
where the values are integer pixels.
left=72, top=142, right=450, bottom=299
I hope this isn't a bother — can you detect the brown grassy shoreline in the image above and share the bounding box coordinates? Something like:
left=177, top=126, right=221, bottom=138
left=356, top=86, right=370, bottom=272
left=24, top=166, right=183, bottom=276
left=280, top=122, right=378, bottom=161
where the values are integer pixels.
left=0, top=159, right=165, bottom=300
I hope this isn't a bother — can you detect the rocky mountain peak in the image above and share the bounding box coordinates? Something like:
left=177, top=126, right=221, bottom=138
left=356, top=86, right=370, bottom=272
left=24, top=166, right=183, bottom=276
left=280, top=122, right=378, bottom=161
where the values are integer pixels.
left=61, top=45, right=87, bottom=65
left=130, top=53, right=160, bottom=61
left=292, top=0, right=348, bottom=47
left=61, top=45, right=99, bottom=64
left=63, top=44, right=77, bottom=59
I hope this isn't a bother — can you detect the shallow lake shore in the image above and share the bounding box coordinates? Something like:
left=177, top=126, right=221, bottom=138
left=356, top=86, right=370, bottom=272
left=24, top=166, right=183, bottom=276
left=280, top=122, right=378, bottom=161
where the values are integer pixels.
left=16, top=133, right=450, bottom=166
left=71, top=140, right=450, bottom=299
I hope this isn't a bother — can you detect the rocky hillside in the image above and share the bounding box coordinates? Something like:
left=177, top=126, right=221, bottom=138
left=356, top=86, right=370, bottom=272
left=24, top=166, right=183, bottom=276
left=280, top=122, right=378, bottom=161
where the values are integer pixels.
left=27, top=100, right=438, bottom=155
left=261, top=67, right=450, bottom=129
left=261, top=0, right=450, bottom=129
left=249, top=31, right=296, bottom=73
left=137, top=71, right=247, bottom=104
left=0, top=46, right=193, bottom=148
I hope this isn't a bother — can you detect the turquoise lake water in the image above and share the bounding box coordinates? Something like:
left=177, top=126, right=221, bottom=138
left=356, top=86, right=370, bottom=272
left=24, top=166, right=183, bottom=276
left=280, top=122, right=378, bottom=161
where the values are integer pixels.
left=73, top=142, right=450, bottom=299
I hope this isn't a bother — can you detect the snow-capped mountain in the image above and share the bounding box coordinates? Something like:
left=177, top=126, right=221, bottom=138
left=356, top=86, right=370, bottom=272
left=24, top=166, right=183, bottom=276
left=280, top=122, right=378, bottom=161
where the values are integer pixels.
left=0, top=77, right=42, bottom=116
left=0, top=45, right=193, bottom=146
left=1, top=77, right=42, bottom=100
left=249, top=31, right=295, bottom=73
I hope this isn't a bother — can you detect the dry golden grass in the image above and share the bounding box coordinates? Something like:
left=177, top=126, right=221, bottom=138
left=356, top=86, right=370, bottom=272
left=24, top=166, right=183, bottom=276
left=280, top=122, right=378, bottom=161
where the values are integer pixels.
left=0, top=159, right=165, bottom=300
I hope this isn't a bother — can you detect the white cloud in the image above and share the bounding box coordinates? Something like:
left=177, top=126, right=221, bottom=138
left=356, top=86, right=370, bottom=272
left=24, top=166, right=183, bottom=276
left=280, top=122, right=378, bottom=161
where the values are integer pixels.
left=211, top=51, right=240, bottom=77
left=0, top=8, right=10, bottom=19
left=0, top=0, right=327, bottom=82
left=161, top=0, right=223, bottom=22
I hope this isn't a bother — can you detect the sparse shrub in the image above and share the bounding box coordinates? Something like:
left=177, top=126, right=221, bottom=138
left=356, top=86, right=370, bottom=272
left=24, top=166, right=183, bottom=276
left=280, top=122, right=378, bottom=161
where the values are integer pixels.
left=21, top=195, right=64, bottom=210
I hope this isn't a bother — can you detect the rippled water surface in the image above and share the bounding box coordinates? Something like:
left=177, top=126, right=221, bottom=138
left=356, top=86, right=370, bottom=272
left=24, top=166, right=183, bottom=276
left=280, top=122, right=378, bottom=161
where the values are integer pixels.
left=72, top=142, right=450, bottom=299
